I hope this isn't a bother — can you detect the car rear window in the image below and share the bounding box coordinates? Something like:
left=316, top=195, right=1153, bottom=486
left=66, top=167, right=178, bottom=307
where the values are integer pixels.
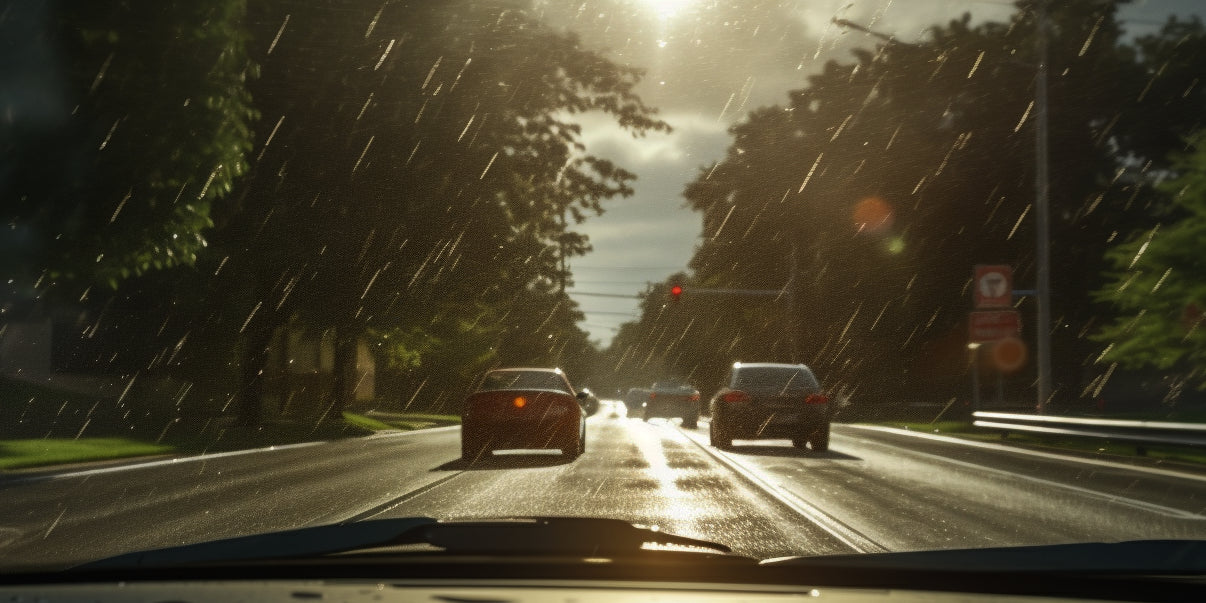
left=732, top=367, right=820, bottom=393
left=478, top=371, right=571, bottom=393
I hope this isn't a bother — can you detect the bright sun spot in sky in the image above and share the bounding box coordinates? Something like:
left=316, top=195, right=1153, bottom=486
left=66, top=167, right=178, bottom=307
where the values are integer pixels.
left=645, top=0, right=693, bottom=21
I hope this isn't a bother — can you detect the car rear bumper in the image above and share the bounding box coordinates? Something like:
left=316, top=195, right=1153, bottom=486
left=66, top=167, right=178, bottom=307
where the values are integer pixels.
left=463, top=415, right=580, bottom=450
left=712, top=406, right=828, bottom=439
left=643, top=398, right=699, bottom=418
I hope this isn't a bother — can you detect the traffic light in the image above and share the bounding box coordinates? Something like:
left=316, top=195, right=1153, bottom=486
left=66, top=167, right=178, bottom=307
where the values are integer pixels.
left=670, top=284, right=683, bottom=301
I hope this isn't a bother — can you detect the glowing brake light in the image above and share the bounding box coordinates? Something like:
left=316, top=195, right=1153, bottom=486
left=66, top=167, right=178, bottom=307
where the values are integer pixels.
left=805, top=394, right=829, bottom=405
left=721, top=390, right=750, bottom=403
left=513, top=396, right=527, bottom=409
left=690, top=392, right=700, bottom=401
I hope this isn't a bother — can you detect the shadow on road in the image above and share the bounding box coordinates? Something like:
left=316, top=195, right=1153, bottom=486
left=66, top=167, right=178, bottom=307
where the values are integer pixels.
left=433, top=453, right=575, bottom=471
left=725, top=445, right=861, bottom=461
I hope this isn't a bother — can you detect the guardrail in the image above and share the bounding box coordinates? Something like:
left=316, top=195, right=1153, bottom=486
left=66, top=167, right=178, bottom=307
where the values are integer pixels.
left=971, top=411, right=1206, bottom=450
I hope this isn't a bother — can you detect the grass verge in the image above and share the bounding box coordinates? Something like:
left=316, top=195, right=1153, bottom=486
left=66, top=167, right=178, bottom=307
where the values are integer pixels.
left=0, top=438, right=176, bottom=471
left=878, top=421, right=1206, bottom=465
left=352, top=411, right=461, bottom=431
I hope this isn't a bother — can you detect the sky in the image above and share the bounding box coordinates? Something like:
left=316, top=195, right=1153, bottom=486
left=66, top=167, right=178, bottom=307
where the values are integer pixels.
left=535, top=0, right=1196, bottom=347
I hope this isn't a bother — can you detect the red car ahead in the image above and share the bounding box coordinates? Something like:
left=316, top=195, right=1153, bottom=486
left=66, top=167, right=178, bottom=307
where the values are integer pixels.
left=461, top=367, right=588, bottom=462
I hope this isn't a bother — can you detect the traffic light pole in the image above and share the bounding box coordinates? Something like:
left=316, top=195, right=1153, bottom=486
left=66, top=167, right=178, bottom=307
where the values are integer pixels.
left=1035, top=0, right=1053, bottom=414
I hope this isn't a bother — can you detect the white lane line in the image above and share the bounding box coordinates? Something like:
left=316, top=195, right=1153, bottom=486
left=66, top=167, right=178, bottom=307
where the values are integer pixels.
left=5, top=426, right=459, bottom=484
left=846, top=424, right=1206, bottom=484
left=364, top=425, right=459, bottom=439
left=676, top=426, right=887, bottom=553
left=844, top=427, right=1206, bottom=520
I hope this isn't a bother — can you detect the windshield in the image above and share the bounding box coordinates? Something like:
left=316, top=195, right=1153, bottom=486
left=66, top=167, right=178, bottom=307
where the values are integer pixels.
left=3, top=0, right=1206, bottom=578
left=733, top=366, right=820, bottom=393
left=478, top=370, right=572, bottom=394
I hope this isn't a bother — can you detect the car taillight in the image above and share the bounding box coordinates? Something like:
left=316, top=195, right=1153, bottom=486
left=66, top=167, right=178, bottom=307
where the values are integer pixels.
left=690, top=393, right=700, bottom=401
left=649, top=392, right=657, bottom=400
left=805, top=394, right=829, bottom=405
left=721, top=390, right=750, bottom=403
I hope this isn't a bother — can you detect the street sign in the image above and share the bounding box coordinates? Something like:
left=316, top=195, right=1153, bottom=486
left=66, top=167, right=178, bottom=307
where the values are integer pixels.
left=974, top=265, right=1013, bottom=309
left=970, top=310, right=1021, bottom=343
left=990, top=336, right=1028, bottom=373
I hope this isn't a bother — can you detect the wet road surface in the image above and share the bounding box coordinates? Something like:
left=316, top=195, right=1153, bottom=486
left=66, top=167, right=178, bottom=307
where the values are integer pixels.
left=3, top=401, right=1206, bottom=569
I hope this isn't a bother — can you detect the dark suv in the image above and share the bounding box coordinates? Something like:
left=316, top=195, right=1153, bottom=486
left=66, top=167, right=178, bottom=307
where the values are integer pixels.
left=708, top=362, right=830, bottom=451
left=642, top=379, right=701, bottom=428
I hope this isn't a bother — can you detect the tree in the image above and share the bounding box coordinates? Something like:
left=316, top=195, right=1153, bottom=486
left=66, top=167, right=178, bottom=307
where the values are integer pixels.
left=1093, top=130, right=1206, bottom=387
left=0, top=0, right=255, bottom=295
left=202, top=0, right=667, bottom=423
left=614, top=0, right=1205, bottom=410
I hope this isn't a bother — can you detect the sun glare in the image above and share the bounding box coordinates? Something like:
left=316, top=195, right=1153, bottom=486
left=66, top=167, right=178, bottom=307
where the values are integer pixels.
left=645, top=0, right=693, bottom=21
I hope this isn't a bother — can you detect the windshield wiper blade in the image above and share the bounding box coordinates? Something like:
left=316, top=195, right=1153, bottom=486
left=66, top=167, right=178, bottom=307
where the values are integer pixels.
left=408, top=517, right=732, bottom=556
left=82, top=517, right=439, bottom=568
left=80, top=517, right=731, bottom=569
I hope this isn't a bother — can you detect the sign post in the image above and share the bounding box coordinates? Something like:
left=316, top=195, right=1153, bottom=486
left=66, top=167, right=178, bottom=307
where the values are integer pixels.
left=970, top=265, right=1021, bottom=410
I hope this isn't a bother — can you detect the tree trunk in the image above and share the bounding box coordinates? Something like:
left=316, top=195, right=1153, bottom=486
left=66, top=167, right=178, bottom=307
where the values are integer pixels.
left=237, top=324, right=275, bottom=428
left=326, top=325, right=359, bottom=424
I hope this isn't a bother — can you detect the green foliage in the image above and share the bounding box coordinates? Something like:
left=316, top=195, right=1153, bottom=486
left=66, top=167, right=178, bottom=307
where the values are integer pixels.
left=1094, top=131, right=1206, bottom=385
left=208, top=0, right=666, bottom=415
left=0, top=1, right=256, bottom=294
left=606, top=1, right=1206, bottom=404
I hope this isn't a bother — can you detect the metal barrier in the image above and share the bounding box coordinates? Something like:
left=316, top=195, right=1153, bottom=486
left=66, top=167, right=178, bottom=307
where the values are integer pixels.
left=971, top=411, right=1206, bottom=448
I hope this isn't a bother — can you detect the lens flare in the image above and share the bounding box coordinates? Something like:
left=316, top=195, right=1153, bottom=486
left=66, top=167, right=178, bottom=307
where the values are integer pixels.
left=853, top=197, right=895, bottom=235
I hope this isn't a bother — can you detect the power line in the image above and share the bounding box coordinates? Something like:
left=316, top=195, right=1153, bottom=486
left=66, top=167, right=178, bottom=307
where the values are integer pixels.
left=572, top=265, right=686, bottom=270
left=568, top=291, right=642, bottom=299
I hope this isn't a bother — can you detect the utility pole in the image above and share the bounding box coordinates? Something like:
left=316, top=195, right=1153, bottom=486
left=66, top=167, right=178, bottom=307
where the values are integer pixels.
left=1034, top=0, right=1053, bottom=413
left=786, top=242, right=800, bottom=363
left=558, top=208, right=567, bottom=295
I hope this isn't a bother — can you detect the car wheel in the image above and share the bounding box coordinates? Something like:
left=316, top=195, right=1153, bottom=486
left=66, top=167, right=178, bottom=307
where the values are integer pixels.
left=809, top=424, right=830, bottom=452
left=710, top=419, right=732, bottom=449
left=578, top=426, right=586, bottom=454
left=681, top=415, right=698, bottom=429
left=642, top=409, right=651, bottom=422
left=791, top=438, right=807, bottom=449
left=562, top=431, right=582, bottom=459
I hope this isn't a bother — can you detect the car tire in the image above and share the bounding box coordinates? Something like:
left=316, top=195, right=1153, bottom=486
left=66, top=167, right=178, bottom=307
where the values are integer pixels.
left=710, top=419, right=732, bottom=449
left=642, top=409, right=651, bottom=422
left=809, top=424, right=830, bottom=452
left=681, top=412, right=699, bottom=429
left=562, top=430, right=582, bottom=459
left=791, top=438, right=807, bottom=448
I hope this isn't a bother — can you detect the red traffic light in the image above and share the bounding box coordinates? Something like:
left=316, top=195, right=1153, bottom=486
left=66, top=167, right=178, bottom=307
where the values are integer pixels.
left=670, top=284, right=683, bottom=300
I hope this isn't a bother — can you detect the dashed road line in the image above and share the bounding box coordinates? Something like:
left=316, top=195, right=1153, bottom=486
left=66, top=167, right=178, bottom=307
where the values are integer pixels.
left=675, top=423, right=887, bottom=553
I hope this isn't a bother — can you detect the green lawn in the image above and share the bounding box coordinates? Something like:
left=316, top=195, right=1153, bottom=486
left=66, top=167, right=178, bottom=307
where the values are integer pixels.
left=352, top=411, right=461, bottom=431
left=0, top=438, right=176, bottom=470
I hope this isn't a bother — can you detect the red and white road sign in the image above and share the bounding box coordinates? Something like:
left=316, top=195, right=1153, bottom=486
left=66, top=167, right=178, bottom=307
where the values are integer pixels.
left=970, top=310, right=1021, bottom=343
left=974, top=265, right=1013, bottom=309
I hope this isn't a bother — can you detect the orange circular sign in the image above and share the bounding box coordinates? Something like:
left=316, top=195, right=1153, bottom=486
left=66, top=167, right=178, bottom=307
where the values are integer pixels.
left=990, top=337, right=1028, bottom=373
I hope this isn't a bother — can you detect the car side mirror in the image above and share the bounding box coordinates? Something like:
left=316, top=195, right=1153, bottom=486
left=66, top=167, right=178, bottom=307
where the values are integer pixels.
left=576, top=391, right=590, bottom=401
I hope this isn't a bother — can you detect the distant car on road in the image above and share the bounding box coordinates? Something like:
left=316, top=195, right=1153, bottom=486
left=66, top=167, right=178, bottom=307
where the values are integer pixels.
left=708, top=362, right=830, bottom=451
left=622, top=387, right=651, bottom=415
left=461, top=367, right=588, bottom=461
left=642, top=378, right=701, bottom=428
left=577, top=387, right=601, bottom=416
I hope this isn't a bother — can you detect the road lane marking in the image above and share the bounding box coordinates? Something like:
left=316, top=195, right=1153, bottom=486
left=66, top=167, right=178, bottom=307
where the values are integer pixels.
left=342, top=471, right=466, bottom=522
left=674, top=426, right=886, bottom=553
left=846, top=424, right=1206, bottom=484
left=845, top=427, right=1206, bottom=520
left=3, top=426, right=460, bottom=485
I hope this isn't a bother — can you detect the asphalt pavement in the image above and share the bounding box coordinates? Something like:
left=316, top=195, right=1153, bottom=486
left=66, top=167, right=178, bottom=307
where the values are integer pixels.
left=3, top=401, right=1206, bottom=570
